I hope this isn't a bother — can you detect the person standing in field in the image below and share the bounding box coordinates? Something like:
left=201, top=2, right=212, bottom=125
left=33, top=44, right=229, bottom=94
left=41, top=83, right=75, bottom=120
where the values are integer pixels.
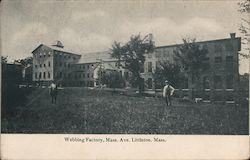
left=163, top=80, right=175, bottom=106
left=49, top=81, right=58, bottom=104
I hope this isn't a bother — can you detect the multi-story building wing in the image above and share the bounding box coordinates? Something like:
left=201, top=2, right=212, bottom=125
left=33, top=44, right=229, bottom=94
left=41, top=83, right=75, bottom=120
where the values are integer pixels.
left=142, top=33, right=241, bottom=103
left=32, top=41, right=81, bottom=86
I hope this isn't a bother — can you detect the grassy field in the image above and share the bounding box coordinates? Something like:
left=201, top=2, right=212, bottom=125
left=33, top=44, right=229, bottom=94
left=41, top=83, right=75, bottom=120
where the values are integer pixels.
left=1, top=87, right=249, bottom=134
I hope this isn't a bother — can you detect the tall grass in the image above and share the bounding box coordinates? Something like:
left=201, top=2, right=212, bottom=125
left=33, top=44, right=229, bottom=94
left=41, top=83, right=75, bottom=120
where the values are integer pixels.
left=1, top=87, right=248, bottom=134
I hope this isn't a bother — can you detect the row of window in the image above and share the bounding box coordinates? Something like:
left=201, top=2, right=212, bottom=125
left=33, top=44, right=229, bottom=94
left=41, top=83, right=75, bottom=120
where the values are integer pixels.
left=153, top=43, right=234, bottom=59
left=143, top=55, right=234, bottom=73
left=64, top=81, right=94, bottom=87
left=34, top=52, right=51, bottom=58
left=35, top=62, right=93, bottom=69
left=54, top=62, right=93, bottom=69
left=34, top=52, right=79, bottom=60
left=214, top=56, right=234, bottom=63
left=145, top=75, right=234, bottom=90
left=35, top=72, right=51, bottom=79
left=203, top=75, right=234, bottom=89
left=34, top=71, right=94, bottom=80
left=34, top=61, right=51, bottom=68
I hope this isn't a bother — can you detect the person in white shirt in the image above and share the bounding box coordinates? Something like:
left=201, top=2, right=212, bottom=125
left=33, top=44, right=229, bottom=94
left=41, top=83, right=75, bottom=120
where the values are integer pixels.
left=49, top=81, right=58, bottom=104
left=163, top=80, right=175, bottom=106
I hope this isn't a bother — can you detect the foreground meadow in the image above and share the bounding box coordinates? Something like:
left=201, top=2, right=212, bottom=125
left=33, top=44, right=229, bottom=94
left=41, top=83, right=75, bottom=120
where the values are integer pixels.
left=1, top=87, right=248, bottom=134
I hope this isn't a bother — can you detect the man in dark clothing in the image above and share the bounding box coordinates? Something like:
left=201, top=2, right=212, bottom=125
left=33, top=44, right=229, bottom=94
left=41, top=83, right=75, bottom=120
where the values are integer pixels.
left=49, top=82, right=58, bottom=104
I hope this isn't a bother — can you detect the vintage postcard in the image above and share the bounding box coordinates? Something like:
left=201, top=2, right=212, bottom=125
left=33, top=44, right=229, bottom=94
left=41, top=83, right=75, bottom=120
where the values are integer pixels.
left=1, top=0, right=249, bottom=159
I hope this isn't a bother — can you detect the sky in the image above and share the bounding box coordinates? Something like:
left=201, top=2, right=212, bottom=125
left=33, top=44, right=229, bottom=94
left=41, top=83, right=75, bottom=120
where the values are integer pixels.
left=1, top=0, right=249, bottom=74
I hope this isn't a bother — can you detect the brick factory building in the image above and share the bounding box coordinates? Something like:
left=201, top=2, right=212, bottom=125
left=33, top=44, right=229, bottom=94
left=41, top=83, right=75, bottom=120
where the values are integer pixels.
left=32, top=33, right=241, bottom=103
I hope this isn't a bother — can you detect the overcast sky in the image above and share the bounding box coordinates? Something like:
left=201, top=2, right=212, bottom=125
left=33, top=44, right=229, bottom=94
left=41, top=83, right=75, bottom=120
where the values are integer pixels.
left=1, top=0, right=249, bottom=74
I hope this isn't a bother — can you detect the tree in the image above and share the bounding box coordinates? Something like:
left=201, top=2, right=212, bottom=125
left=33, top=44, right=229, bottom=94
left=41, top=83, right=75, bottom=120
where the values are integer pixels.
left=14, top=56, right=33, bottom=67
left=153, top=60, right=183, bottom=89
left=110, top=34, right=154, bottom=94
left=1, top=56, right=8, bottom=64
left=173, top=38, right=208, bottom=99
left=238, top=0, right=250, bottom=58
left=98, top=69, right=125, bottom=89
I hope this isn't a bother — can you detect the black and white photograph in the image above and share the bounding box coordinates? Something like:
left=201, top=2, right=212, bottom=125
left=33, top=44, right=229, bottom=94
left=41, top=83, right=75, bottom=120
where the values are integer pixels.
left=1, top=0, right=249, bottom=136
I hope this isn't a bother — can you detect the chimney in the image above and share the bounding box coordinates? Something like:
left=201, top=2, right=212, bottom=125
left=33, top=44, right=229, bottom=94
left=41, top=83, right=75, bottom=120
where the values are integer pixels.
left=230, top=33, right=236, bottom=39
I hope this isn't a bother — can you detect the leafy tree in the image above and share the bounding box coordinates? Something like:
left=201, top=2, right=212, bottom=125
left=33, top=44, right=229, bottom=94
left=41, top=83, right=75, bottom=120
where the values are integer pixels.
left=110, top=34, right=154, bottom=94
left=1, top=56, right=8, bottom=64
left=153, top=60, right=184, bottom=89
left=173, top=38, right=208, bottom=99
left=98, top=69, right=125, bottom=89
left=14, top=56, right=33, bottom=67
left=238, top=0, right=250, bottom=58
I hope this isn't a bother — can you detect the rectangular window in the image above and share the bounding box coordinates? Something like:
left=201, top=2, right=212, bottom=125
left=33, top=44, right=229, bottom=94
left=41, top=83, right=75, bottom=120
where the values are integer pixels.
left=215, top=44, right=222, bottom=52
left=214, top=91, right=223, bottom=101
left=48, top=61, right=50, bottom=67
left=203, top=76, right=210, bottom=89
left=124, top=71, right=129, bottom=80
left=214, top=76, right=222, bottom=89
left=87, top=73, right=89, bottom=78
left=39, top=72, right=41, bottom=79
left=40, top=64, right=42, bottom=68
left=35, top=65, right=38, bottom=68
left=43, top=72, right=46, bottom=79
left=226, top=75, right=234, bottom=89
left=226, top=92, right=234, bottom=101
left=156, top=61, right=161, bottom=69
left=140, top=64, right=144, bottom=73
left=44, top=64, right=46, bottom=67
left=182, top=77, right=188, bottom=89
left=225, top=42, right=234, bottom=51
left=214, top=57, right=222, bottom=63
left=203, top=57, right=210, bottom=70
left=48, top=72, right=50, bottom=79
left=203, top=93, right=210, bottom=101
left=148, top=62, right=152, bottom=72
left=226, top=56, right=233, bottom=63
left=148, top=78, right=153, bottom=89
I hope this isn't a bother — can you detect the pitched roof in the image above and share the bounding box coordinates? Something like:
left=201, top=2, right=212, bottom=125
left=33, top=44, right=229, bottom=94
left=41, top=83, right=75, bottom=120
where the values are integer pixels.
left=32, top=44, right=81, bottom=56
left=77, top=50, right=116, bottom=64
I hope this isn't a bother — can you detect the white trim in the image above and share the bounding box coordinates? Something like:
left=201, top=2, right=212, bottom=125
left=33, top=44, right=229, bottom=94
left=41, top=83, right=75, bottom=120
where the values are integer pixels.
left=204, top=89, right=211, bottom=91
left=226, top=101, right=235, bottom=104
left=226, top=89, right=234, bottom=91
left=203, top=100, right=211, bottom=103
